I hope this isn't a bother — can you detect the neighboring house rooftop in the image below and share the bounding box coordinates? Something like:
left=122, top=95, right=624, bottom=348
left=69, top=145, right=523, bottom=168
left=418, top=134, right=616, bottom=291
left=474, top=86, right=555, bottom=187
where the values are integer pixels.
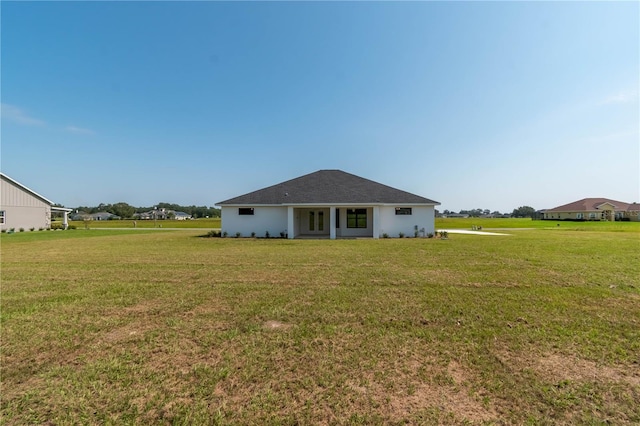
left=217, top=170, right=439, bottom=205
left=544, top=198, right=631, bottom=213
left=90, top=212, right=120, bottom=220
left=627, top=202, right=640, bottom=212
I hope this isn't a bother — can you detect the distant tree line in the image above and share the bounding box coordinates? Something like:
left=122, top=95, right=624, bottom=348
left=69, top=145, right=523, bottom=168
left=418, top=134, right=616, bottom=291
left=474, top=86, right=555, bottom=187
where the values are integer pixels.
left=70, top=202, right=221, bottom=219
left=438, top=206, right=537, bottom=218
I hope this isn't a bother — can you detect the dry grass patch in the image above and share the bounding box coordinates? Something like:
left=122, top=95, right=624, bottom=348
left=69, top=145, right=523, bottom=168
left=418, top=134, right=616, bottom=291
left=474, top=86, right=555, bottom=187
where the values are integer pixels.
left=534, top=353, right=640, bottom=388
left=359, top=357, right=498, bottom=424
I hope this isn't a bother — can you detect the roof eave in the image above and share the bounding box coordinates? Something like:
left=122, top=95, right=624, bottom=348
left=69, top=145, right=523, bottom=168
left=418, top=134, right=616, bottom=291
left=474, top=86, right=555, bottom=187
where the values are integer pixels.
left=218, top=202, right=440, bottom=207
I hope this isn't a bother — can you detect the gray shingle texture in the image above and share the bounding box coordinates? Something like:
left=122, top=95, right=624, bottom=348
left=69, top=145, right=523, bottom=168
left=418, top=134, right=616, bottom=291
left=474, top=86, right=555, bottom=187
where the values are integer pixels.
left=217, top=170, right=438, bottom=205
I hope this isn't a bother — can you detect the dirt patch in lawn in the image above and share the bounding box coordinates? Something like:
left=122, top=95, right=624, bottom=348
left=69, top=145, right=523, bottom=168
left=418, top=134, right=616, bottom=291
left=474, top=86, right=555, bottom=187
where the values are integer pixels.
left=495, top=349, right=639, bottom=388
left=347, top=357, right=498, bottom=423
left=263, top=320, right=292, bottom=330
left=534, top=354, right=640, bottom=387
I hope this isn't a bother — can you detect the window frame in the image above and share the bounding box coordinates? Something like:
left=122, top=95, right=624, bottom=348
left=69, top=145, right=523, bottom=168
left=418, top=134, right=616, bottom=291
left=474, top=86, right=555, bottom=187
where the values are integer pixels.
left=347, top=208, right=367, bottom=229
left=395, top=207, right=412, bottom=215
left=0, top=210, right=5, bottom=225
left=238, top=208, right=255, bottom=216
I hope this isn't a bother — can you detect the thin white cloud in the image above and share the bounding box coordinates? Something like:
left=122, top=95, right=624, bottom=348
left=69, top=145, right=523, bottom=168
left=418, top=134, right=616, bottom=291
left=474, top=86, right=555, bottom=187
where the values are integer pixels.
left=0, top=103, right=46, bottom=126
left=600, top=89, right=638, bottom=105
left=580, top=128, right=639, bottom=146
left=65, top=125, right=95, bottom=135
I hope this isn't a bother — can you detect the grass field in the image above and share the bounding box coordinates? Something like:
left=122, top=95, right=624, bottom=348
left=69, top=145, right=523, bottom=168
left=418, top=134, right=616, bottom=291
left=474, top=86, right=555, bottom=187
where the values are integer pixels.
left=2, top=227, right=639, bottom=424
left=64, top=217, right=640, bottom=233
left=66, top=218, right=222, bottom=229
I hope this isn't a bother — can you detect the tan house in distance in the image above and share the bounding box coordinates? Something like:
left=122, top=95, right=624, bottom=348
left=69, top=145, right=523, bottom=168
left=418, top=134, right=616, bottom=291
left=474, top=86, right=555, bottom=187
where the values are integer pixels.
left=1, top=173, right=72, bottom=230
left=542, top=198, right=640, bottom=222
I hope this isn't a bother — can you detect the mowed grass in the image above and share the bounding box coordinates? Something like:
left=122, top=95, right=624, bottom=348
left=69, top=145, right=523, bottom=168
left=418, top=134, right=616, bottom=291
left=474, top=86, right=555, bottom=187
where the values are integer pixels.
left=67, top=217, right=221, bottom=229
left=1, top=228, right=639, bottom=424
left=65, top=216, right=640, bottom=233
left=437, top=217, right=640, bottom=232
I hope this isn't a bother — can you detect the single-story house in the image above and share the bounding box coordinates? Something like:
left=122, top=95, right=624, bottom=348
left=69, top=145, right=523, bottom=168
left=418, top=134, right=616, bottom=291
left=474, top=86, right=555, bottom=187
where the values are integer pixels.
left=443, top=213, right=470, bottom=219
left=134, top=209, right=190, bottom=220
left=90, top=212, right=121, bottom=221
left=542, top=198, right=640, bottom=222
left=216, top=169, right=440, bottom=239
left=70, top=211, right=91, bottom=221
left=1, top=172, right=72, bottom=230
left=173, top=211, right=192, bottom=220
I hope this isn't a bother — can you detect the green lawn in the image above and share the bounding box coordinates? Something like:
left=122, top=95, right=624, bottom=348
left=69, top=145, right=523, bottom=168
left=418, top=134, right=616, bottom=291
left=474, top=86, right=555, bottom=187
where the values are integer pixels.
left=2, top=228, right=639, bottom=424
left=66, top=217, right=221, bottom=229
left=64, top=217, right=640, bottom=233
left=437, top=217, right=640, bottom=232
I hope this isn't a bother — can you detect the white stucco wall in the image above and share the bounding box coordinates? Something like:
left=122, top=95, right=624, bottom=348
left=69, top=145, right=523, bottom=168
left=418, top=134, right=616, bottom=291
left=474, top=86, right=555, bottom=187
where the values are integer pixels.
left=378, top=205, right=435, bottom=238
left=221, top=206, right=288, bottom=237
left=221, top=204, right=436, bottom=239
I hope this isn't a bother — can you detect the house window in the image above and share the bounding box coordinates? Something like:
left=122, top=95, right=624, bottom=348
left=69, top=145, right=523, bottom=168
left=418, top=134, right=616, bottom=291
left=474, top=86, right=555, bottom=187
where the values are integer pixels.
left=589, top=213, right=596, bottom=219
left=0, top=210, right=5, bottom=224
left=347, top=208, right=367, bottom=228
left=395, top=208, right=412, bottom=215
left=576, top=213, right=583, bottom=219
left=318, top=211, right=324, bottom=231
left=309, top=211, right=315, bottom=231
left=335, top=209, right=340, bottom=228
left=238, top=208, right=254, bottom=215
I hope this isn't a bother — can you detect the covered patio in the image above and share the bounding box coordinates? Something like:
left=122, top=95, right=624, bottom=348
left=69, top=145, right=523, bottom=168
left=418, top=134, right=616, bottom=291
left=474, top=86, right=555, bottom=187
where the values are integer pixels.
left=288, top=206, right=377, bottom=239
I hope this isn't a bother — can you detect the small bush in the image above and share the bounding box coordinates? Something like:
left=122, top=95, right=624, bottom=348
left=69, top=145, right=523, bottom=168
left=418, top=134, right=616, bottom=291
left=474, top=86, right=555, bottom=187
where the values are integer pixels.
left=68, top=225, right=77, bottom=230
left=382, top=233, right=389, bottom=238
left=265, top=231, right=270, bottom=238
left=427, top=232, right=434, bottom=238
left=235, top=232, right=241, bottom=238
left=1, top=229, right=6, bottom=233
left=19, top=228, right=25, bottom=232
left=251, top=232, right=256, bottom=238
left=206, top=230, right=220, bottom=238
left=222, top=231, right=228, bottom=238
left=39, top=227, right=44, bottom=231
left=30, top=227, right=36, bottom=232
left=398, top=232, right=405, bottom=238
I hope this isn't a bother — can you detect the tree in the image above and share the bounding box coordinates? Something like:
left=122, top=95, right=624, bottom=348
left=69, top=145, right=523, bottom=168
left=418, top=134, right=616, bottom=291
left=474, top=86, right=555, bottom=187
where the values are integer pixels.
left=109, top=202, right=136, bottom=219
left=511, top=206, right=536, bottom=218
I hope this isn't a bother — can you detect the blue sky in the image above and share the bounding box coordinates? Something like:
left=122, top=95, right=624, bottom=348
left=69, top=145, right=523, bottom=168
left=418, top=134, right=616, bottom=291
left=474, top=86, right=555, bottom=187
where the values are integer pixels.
left=2, top=1, right=638, bottom=213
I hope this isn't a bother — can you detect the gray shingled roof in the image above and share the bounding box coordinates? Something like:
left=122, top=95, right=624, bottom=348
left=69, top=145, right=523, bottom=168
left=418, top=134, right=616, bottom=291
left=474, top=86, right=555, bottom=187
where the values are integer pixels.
left=217, top=170, right=439, bottom=205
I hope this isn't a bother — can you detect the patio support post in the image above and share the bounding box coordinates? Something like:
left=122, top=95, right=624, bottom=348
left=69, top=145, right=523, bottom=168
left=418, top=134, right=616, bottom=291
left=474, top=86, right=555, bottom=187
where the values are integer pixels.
left=329, top=207, right=336, bottom=240
left=373, top=206, right=380, bottom=239
left=287, top=206, right=294, bottom=239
